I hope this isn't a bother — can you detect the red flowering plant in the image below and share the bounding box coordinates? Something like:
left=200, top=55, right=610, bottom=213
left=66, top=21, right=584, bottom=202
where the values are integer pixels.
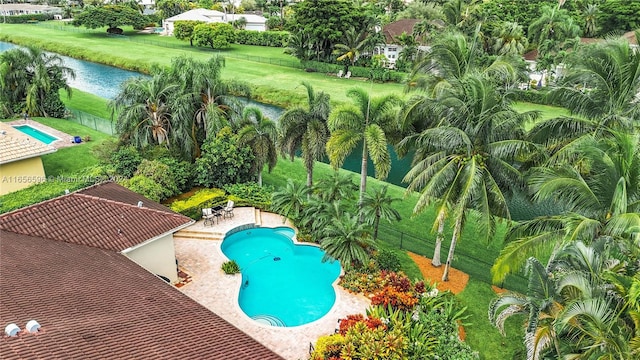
left=338, top=314, right=386, bottom=335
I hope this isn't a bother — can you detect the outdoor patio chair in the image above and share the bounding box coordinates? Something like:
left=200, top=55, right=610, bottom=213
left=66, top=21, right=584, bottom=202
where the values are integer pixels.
left=337, top=70, right=343, bottom=78
left=223, top=200, right=235, bottom=219
left=344, top=71, right=351, bottom=79
left=202, top=208, right=215, bottom=226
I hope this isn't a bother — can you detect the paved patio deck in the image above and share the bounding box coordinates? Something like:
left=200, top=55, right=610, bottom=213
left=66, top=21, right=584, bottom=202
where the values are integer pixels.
left=173, top=207, right=371, bottom=360
left=7, top=118, right=81, bottom=149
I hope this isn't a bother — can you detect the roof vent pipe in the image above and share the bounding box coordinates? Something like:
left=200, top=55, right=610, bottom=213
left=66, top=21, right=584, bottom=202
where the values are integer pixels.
left=64, top=189, right=70, bottom=194
left=25, top=320, right=40, bottom=333
left=137, top=201, right=143, bottom=207
left=4, top=323, right=20, bottom=337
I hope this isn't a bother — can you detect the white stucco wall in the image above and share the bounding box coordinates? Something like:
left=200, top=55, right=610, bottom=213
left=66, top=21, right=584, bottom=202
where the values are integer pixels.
left=123, top=234, right=179, bottom=284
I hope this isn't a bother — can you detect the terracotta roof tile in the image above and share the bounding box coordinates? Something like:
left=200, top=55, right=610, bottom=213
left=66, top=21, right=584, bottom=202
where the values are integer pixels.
left=382, top=19, right=420, bottom=44
left=0, top=123, right=56, bottom=164
left=0, top=183, right=192, bottom=252
left=0, top=231, right=284, bottom=360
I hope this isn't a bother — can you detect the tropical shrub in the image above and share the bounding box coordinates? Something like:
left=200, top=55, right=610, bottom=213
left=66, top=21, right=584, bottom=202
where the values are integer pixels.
left=221, top=260, right=240, bottom=274
left=337, top=314, right=386, bottom=335
left=310, top=334, right=345, bottom=360
left=223, top=182, right=272, bottom=209
left=119, top=174, right=166, bottom=202
left=375, top=249, right=401, bottom=272
left=2, top=13, right=53, bottom=23
left=134, top=159, right=179, bottom=198
left=111, top=145, right=142, bottom=178
left=169, top=188, right=227, bottom=219
left=194, top=128, right=254, bottom=188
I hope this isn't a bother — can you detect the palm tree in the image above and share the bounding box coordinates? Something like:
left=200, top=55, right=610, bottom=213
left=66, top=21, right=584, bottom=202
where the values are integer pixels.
left=409, top=30, right=523, bottom=94
left=320, top=213, right=375, bottom=269
left=492, top=131, right=640, bottom=284
left=493, top=21, right=528, bottom=56
left=402, top=74, right=539, bottom=281
left=333, top=27, right=369, bottom=72
left=536, top=34, right=640, bottom=145
left=360, top=186, right=401, bottom=241
left=237, top=107, right=278, bottom=186
left=270, top=179, right=309, bottom=224
left=489, top=257, right=563, bottom=360
left=527, top=5, right=580, bottom=73
left=582, top=3, right=599, bottom=37
left=167, top=56, right=250, bottom=157
left=326, top=87, right=403, bottom=217
left=111, top=74, right=186, bottom=153
left=313, top=171, right=357, bottom=202
left=278, top=82, right=331, bottom=187
left=0, top=47, right=75, bottom=117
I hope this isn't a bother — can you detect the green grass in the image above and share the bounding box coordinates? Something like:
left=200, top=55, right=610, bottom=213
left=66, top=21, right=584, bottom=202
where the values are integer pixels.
left=458, top=280, right=525, bottom=360
left=60, top=88, right=113, bottom=119
left=30, top=117, right=112, bottom=175
left=513, top=101, right=572, bottom=131
left=0, top=23, right=404, bottom=107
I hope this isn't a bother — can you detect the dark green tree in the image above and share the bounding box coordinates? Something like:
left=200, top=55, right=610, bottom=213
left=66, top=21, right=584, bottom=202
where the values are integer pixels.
left=173, top=20, right=204, bottom=46
left=72, top=5, right=147, bottom=33
left=193, top=22, right=236, bottom=49
left=194, top=127, right=255, bottom=188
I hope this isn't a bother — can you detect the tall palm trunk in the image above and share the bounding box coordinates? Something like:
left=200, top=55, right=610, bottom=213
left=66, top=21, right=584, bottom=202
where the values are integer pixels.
left=432, top=212, right=445, bottom=267
left=442, top=213, right=463, bottom=281
left=358, top=140, right=368, bottom=223
left=306, top=164, right=313, bottom=188
left=257, top=171, right=263, bottom=187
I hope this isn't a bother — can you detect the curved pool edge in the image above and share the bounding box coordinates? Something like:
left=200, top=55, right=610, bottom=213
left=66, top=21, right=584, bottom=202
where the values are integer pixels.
left=218, top=223, right=346, bottom=330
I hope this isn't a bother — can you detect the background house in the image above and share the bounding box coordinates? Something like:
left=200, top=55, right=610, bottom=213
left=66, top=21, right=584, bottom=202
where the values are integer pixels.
left=0, top=3, right=62, bottom=18
left=0, top=123, right=56, bottom=195
left=163, top=8, right=266, bottom=35
left=376, top=19, right=429, bottom=69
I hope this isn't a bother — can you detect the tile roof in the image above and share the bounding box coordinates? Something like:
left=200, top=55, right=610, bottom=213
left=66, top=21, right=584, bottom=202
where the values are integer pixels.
left=0, top=123, right=56, bottom=165
left=0, top=231, right=284, bottom=360
left=382, top=19, right=420, bottom=44
left=0, top=182, right=192, bottom=252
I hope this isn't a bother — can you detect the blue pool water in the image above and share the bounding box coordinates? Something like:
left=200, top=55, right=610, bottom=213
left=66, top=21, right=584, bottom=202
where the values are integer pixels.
left=13, top=125, right=58, bottom=145
left=221, top=227, right=341, bottom=327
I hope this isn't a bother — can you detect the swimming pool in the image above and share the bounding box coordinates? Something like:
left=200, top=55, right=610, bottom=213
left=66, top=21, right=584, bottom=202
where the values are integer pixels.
left=13, top=125, right=58, bottom=145
left=221, top=227, right=341, bottom=327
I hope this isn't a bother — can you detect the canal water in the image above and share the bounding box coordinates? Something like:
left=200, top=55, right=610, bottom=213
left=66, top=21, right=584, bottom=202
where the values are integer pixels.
left=0, top=41, right=556, bottom=219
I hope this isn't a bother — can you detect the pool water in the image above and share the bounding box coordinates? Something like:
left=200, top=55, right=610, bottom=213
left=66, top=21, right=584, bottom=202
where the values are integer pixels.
left=221, top=227, right=341, bottom=327
left=13, top=125, right=58, bottom=145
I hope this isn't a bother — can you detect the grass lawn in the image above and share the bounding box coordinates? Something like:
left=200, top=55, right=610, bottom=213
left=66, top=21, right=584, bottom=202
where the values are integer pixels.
left=458, top=280, right=524, bottom=359
left=32, top=117, right=112, bottom=175
left=60, top=89, right=113, bottom=119
left=513, top=101, right=572, bottom=131
left=0, top=23, right=404, bottom=107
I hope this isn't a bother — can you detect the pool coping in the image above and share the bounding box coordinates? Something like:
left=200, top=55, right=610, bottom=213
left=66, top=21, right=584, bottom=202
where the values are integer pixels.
left=6, top=119, right=81, bottom=149
left=12, top=123, right=61, bottom=144
left=173, top=208, right=371, bottom=360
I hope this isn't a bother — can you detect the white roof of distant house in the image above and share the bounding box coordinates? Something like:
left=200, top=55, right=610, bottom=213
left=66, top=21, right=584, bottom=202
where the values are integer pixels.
left=0, top=3, right=62, bottom=13
left=0, top=123, right=56, bottom=165
left=164, top=8, right=225, bottom=22
left=225, top=13, right=267, bottom=24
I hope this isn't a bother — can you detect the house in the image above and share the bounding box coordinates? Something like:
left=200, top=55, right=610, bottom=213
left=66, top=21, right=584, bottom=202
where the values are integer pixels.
left=0, top=3, right=62, bottom=18
left=375, top=19, right=430, bottom=68
left=163, top=8, right=267, bottom=35
left=0, top=182, right=284, bottom=360
left=622, top=30, right=639, bottom=51
left=0, top=122, right=56, bottom=196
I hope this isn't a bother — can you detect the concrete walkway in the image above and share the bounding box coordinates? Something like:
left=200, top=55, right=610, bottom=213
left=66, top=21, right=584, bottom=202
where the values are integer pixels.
left=173, top=208, right=371, bottom=360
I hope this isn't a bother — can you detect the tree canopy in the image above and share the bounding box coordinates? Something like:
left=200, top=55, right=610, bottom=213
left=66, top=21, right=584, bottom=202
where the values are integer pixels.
left=72, top=5, right=147, bottom=33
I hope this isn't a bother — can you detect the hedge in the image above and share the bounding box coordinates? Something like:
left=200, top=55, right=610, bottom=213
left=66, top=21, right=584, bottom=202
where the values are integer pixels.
left=0, top=177, right=93, bottom=214
left=301, top=60, right=406, bottom=83
left=234, top=30, right=289, bottom=47
left=2, top=14, right=54, bottom=24
left=169, top=188, right=227, bottom=220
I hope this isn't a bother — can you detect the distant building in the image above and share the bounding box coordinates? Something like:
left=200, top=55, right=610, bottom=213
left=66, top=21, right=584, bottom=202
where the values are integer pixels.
left=163, top=8, right=267, bottom=35
left=376, top=19, right=430, bottom=69
left=0, top=3, right=62, bottom=18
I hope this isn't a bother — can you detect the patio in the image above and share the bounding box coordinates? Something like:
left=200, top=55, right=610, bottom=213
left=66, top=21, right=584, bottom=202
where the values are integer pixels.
left=173, top=207, right=371, bottom=360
